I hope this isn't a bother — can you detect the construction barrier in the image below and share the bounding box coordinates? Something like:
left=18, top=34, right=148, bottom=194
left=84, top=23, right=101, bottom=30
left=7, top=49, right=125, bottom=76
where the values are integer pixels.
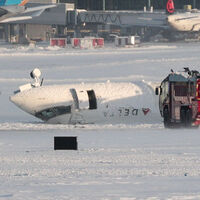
left=71, top=38, right=104, bottom=49
left=50, top=38, right=67, bottom=47
left=115, top=36, right=140, bottom=47
left=72, top=38, right=80, bottom=47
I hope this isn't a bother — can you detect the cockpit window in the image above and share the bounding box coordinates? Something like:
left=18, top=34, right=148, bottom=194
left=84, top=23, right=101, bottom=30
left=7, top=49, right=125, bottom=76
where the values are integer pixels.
left=174, top=85, right=188, bottom=96
left=35, top=106, right=71, bottom=121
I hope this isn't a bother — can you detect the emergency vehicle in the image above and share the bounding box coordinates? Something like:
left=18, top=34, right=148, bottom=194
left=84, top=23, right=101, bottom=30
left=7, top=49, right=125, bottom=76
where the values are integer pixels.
left=156, top=68, right=200, bottom=128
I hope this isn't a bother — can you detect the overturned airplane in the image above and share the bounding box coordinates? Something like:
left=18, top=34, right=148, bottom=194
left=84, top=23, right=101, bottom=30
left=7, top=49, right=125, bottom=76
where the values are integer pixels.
left=10, top=68, right=159, bottom=124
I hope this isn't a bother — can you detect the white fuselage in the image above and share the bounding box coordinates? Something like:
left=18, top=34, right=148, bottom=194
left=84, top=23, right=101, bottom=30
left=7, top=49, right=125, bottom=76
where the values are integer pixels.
left=168, top=11, right=200, bottom=32
left=0, top=4, right=56, bottom=23
left=10, top=82, right=160, bottom=124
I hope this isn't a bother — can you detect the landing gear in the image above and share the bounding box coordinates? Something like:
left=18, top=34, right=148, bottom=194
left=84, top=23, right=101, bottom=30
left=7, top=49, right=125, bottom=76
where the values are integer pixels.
left=163, top=107, right=171, bottom=128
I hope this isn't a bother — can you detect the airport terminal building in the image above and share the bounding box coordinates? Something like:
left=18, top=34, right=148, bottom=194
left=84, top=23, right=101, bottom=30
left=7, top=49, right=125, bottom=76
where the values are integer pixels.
left=1, top=0, right=199, bottom=43
left=70, top=0, right=200, bottom=10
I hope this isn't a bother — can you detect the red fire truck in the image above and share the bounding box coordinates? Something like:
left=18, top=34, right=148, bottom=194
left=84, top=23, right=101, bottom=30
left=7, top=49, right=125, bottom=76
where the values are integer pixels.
left=194, top=78, right=200, bottom=126
left=156, top=68, right=200, bottom=128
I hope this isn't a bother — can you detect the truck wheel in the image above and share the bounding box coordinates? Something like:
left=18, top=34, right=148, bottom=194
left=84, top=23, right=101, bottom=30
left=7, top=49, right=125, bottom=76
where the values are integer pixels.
left=180, top=108, right=186, bottom=126
left=181, top=107, right=192, bottom=127
left=185, top=108, right=192, bottom=127
left=163, top=108, right=170, bottom=128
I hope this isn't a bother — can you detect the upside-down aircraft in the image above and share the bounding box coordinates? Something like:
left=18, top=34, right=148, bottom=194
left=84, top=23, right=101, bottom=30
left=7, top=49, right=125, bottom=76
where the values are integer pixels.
left=9, top=68, right=159, bottom=124
left=0, top=0, right=56, bottom=23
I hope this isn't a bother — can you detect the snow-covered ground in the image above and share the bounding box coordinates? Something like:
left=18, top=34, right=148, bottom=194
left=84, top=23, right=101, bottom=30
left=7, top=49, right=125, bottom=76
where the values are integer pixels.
left=1, top=42, right=200, bottom=199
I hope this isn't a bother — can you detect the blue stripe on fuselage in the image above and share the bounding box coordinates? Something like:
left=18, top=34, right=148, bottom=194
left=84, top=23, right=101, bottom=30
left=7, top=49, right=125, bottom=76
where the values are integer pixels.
left=0, top=0, right=22, bottom=6
left=0, top=0, right=6, bottom=6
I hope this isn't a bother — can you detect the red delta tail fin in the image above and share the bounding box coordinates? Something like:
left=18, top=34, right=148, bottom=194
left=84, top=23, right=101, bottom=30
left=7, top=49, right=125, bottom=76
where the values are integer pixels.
left=166, top=0, right=175, bottom=14
left=19, top=0, right=29, bottom=6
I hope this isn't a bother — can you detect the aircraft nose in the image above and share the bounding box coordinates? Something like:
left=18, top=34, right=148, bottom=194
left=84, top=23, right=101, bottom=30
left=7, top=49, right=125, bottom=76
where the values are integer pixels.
left=167, top=15, right=173, bottom=23
left=10, top=94, right=24, bottom=107
left=167, top=15, right=178, bottom=29
left=9, top=93, right=33, bottom=114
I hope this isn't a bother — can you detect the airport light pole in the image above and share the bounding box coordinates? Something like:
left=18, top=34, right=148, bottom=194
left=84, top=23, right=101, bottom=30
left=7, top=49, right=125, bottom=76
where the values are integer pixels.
left=147, top=0, right=151, bottom=10
left=193, top=0, right=196, bottom=8
left=102, top=0, right=105, bottom=10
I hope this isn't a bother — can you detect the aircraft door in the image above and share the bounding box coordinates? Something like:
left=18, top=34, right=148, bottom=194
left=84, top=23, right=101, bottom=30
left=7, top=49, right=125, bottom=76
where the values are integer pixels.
left=70, top=88, right=97, bottom=110
left=70, top=88, right=79, bottom=110
left=70, top=88, right=90, bottom=110
left=87, top=90, right=97, bottom=110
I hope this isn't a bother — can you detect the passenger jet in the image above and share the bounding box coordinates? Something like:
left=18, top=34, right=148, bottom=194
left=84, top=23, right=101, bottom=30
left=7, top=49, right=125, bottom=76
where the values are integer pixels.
left=0, top=0, right=56, bottom=23
left=167, top=0, right=200, bottom=32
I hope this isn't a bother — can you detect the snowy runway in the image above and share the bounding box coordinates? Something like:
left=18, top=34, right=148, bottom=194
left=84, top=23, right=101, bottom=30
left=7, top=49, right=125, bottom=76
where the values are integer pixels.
left=1, top=42, right=200, bottom=199
left=1, top=128, right=200, bottom=199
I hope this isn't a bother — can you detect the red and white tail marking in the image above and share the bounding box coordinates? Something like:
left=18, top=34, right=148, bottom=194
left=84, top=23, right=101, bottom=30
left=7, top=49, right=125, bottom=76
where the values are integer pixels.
left=166, top=0, right=175, bottom=14
left=19, top=0, right=29, bottom=6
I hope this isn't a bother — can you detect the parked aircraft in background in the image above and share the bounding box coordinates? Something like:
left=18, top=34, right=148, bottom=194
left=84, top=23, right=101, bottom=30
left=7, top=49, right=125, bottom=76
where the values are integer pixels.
left=10, top=69, right=157, bottom=125
left=0, top=0, right=56, bottom=23
left=166, top=0, right=200, bottom=32
left=168, top=10, right=200, bottom=32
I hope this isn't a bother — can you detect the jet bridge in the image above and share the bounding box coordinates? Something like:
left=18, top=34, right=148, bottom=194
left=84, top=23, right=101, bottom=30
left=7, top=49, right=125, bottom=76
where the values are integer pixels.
left=67, top=9, right=168, bottom=28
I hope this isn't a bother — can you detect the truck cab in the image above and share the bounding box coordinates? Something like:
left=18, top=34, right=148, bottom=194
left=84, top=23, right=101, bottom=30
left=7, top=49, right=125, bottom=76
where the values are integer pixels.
left=156, top=70, right=200, bottom=128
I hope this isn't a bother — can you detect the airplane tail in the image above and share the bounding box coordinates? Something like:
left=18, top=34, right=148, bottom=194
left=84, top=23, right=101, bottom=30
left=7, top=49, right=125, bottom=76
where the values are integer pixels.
left=0, top=0, right=29, bottom=6
left=19, top=0, right=29, bottom=6
left=166, top=0, right=175, bottom=14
